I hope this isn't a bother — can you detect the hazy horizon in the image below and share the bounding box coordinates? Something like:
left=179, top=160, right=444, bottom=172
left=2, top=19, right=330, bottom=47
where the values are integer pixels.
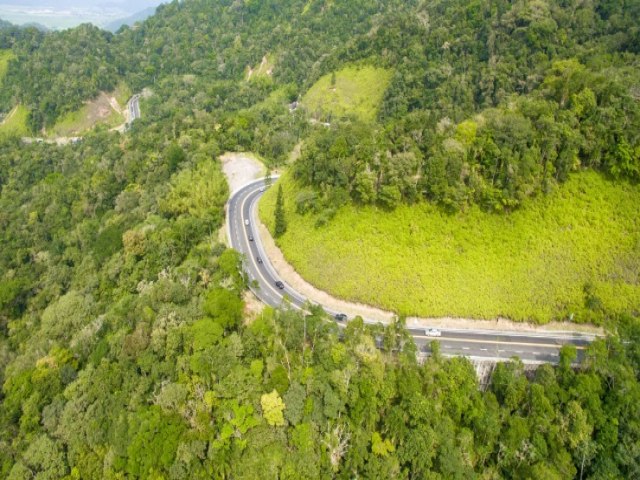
left=0, top=0, right=165, bottom=29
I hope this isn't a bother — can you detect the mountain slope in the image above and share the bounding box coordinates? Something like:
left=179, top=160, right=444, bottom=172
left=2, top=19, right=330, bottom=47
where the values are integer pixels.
left=0, top=2, right=639, bottom=479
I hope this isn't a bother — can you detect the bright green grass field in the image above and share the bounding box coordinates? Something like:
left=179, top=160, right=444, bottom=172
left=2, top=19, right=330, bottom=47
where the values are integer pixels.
left=302, top=65, right=393, bottom=123
left=0, top=105, right=29, bottom=137
left=260, top=171, right=640, bottom=324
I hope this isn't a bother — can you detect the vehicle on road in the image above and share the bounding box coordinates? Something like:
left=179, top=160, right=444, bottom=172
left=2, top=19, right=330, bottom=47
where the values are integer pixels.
left=425, top=328, right=442, bottom=337
left=334, top=313, right=347, bottom=322
left=245, top=219, right=250, bottom=226
left=248, top=234, right=254, bottom=241
left=256, top=256, right=263, bottom=264
left=275, top=281, right=285, bottom=289
left=259, top=187, right=265, bottom=192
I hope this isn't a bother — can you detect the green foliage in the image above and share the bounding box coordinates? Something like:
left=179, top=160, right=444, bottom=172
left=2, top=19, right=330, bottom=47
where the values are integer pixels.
left=0, top=49, right=13, bottom=84
left=126, top=406, right=186, bottom=477
left=371, top=431, right=395, bottom=457
left=49, top=93, right=125, bottom=137
left=302, top=65, right=393, bottom=123
left=261, top=390, right=286, bottom=427
left=159, top=159, right=229, bottom=222
left=0, top=0, right=639, bottom=478
left=274, top=184, right=287, bottom=238
left=0, top=278, right=25, bottom=320
left=8, top=435, right=68, bottom=480
left=203, top=287, right=244, bottom=331
left=261, top=171, right=640, bottom=323
left=0, top=105, right=29, bottom=138
left=5, top=24, right=117, bottom=130
left=189, top=318, right=224, bottom=351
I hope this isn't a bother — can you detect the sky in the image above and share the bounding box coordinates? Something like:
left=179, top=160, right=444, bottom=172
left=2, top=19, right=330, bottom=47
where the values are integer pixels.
left=0, top=0, right=165, bottom=29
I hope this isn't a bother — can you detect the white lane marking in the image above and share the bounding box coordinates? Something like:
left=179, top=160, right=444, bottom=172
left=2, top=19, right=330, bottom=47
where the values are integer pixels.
left=238, top=186, right=287, bottom=303
left=248, top=198, right=306, bottom=305
left=415, top=335, right=584, bottom=349
left=229, top=181, right=592, bottom=356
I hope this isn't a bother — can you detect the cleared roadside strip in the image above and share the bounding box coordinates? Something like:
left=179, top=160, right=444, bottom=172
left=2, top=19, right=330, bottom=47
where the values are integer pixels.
left=227, top=177, right=599, bottom=364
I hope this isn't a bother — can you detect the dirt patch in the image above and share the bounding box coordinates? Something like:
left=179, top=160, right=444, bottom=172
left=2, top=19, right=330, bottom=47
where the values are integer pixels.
left=220, top=152, right=266, bottom=194
left=242, top=290, right=266, bottom=323
left=256, top=220, right=604, bottom=336
left=108, top=96, right=122, bottom=115
left=87, top=92, right=118, bottom=123
left=246, top=55, right=274, bottom=81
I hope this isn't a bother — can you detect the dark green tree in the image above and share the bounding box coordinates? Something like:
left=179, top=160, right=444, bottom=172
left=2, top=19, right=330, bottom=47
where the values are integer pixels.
left=274, top=184, right=287, bottom=238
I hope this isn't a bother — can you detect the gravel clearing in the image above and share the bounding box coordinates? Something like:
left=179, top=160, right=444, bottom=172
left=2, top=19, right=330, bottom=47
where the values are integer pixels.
left=220, top=152, right=267, bottom=248
left=220, top=152, right=266, bottom=194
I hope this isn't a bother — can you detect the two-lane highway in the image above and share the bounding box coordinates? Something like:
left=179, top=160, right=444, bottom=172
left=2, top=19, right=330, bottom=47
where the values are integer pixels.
left=128, top=94, right=141, bottom=123
left=227, top=178, right=597, bottom=364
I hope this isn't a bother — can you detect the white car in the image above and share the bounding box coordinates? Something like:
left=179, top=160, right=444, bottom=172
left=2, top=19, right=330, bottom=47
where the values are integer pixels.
left=244, top=219, right=250, bottom=226
left=425, top=328, right=442, bottom=337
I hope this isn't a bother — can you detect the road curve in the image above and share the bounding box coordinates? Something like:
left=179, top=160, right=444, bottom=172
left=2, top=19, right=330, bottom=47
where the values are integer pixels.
left=227, top=178, right=598, bottom=364
left=128, top=94, right=141, bottom=123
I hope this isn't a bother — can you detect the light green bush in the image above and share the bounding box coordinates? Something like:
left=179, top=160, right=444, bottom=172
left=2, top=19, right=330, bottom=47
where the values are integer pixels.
left=260, top=171, right=640, bottom=324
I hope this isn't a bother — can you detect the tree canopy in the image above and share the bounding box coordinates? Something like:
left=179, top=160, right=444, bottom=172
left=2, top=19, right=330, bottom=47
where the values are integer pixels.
left=0, top=0, right=639, bottom=478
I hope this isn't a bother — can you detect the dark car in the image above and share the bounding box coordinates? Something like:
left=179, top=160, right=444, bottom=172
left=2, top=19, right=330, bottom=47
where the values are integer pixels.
left=256, top=256, right=263, bottom=264
left=275, top=281, right=285, bottom=289
left=248, top=234, right=254, bottom=241
left=334, top=313, right=348, bottom=322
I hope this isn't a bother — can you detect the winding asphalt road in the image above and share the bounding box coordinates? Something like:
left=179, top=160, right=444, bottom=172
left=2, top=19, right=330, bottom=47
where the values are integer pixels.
left=227, top=178, right=598, bottom=364
left=128, top=94, right=141, bottom=123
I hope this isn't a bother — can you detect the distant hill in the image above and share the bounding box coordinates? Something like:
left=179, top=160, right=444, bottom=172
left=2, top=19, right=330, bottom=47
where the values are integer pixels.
left=104, top=6, right=157, bottom=33
left=0, top=1, right=164, bottom=30
left=0, top=17, right=51, bottom=32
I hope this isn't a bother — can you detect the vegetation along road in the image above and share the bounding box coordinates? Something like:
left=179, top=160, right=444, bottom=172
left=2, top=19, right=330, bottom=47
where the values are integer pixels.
left=228, top=178, right=597, bottom=364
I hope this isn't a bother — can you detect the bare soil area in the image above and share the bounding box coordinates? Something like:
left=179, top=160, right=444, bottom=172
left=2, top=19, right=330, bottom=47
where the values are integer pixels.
left=220, top=152, right=266, bottom=194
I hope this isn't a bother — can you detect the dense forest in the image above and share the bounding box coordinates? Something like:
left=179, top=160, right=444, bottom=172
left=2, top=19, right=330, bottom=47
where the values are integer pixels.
left=1, top=0, right=640, bottom=478
left=1, top=0, right=639, bottom=210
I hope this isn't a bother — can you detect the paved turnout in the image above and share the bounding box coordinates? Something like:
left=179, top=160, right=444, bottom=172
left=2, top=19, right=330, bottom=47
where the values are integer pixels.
left=227, top=179, right=598, bottom=364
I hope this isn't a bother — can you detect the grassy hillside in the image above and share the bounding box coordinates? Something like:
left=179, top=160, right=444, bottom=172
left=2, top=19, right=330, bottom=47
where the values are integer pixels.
left=0, top=49, right=13, bottom=83
left=260, top=170, right=640, bottom=324
left=0, top=105, right=29, bottom=137
left=302, top=65, right=392, bottom=123
left=49, top=90, right=126, bottom=137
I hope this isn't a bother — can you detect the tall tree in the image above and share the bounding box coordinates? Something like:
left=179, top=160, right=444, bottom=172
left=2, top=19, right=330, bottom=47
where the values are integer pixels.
left=274, top=184, right=287, bottom=238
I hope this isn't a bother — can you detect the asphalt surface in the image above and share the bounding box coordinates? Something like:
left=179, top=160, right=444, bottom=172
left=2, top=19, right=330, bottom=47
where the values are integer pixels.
left=227, top=179, right=597, bottom=364
left=128, top=94, right=141, bottom=123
